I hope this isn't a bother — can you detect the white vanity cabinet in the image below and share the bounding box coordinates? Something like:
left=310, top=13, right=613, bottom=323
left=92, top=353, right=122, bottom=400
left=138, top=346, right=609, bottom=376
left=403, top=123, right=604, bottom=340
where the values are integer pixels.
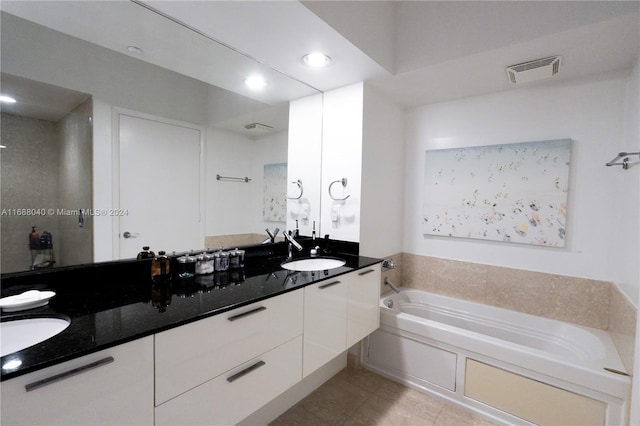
left=303, top=263, right=381, bottom=377
left=303, top=273, right=349, bottom=377
left=346, top=264, right=381, bottom=347
left=154, top=290, right=303, bottom=425
left=0, top=336, right=154, bottom=426
left=0, top=262, right=381, bottom=426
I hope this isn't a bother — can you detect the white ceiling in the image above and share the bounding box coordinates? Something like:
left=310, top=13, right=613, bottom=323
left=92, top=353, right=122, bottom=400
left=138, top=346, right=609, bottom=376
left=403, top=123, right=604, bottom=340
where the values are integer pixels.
left=0, top=73, right=90, bottom=121
left=144, top=0, right=640, bottom=107
left=0, top=0, right=319, bottom=105
left=305, top=1, right=640, bottom=107
left=1, top=1, right=638, bottom=110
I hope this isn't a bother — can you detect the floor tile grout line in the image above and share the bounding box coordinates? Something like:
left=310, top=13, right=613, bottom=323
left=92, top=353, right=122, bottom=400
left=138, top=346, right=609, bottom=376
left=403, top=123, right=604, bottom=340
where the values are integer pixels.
left=431, top=404, right=446, bottom=426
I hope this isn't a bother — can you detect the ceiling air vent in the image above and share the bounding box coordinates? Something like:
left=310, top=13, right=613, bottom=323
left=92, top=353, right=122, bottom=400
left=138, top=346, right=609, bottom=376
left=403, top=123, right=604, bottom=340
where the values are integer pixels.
left=244, top=122, right=273, bottom=133
left=506, top=56, right=561, bottom=84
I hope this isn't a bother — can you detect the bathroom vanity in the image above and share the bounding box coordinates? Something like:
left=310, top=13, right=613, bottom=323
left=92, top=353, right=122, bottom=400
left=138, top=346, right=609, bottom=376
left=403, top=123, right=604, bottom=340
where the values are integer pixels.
left=0, top=246, right=381, bottom=425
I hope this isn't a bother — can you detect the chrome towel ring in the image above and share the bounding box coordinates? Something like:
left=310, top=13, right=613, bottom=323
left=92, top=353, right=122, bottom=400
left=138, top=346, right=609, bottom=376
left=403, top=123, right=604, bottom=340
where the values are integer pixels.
left=328, top=177, right=350, bottom=201
left=286, top=179, right=304, bottom=200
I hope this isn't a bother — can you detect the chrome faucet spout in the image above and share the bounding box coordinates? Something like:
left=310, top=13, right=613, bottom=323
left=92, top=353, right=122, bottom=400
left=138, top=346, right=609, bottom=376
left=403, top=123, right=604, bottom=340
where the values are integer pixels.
left=384, top=277, right=401, bottom=294
left=261, top=227, right=280, bottom=244
left=284, top=230, right=303, bottom=258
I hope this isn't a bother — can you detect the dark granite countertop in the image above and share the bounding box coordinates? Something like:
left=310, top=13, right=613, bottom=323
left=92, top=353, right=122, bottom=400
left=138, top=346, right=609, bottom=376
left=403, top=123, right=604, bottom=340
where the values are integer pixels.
left=1, top=242, right=381, bottom=381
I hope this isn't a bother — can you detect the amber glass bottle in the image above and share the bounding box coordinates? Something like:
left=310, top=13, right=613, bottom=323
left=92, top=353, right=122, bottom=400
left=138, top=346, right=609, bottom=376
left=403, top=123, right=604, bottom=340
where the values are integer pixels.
left=137, top=246, right=155, bottom=260
left=151, top=251, right=170, bottom=281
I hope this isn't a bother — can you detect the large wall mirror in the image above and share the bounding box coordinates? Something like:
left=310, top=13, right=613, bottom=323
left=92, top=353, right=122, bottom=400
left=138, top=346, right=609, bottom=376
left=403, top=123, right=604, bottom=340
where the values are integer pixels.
left=0, top=1, right=321, bottom=274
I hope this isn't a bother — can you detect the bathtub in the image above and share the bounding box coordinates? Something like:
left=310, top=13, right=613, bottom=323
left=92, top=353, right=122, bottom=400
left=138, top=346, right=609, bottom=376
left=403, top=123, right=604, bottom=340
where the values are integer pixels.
left=362, top=288, right=631, bottom=425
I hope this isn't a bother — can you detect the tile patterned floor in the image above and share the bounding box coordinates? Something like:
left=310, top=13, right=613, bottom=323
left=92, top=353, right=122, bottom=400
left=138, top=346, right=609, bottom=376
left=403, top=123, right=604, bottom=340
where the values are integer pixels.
left=270, top=362, right=496, bottom=426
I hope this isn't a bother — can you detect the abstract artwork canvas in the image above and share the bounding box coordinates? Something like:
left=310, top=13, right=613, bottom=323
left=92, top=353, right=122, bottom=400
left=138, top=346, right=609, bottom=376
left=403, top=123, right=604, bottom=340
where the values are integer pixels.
left=263, top=163, right=287, bottom=222
left=423, top=139, right=571, bottom=247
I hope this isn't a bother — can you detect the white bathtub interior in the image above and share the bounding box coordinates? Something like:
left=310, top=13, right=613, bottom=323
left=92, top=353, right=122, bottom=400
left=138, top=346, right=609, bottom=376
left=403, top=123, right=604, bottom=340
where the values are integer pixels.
left=362, top=288, right=631, bottom=426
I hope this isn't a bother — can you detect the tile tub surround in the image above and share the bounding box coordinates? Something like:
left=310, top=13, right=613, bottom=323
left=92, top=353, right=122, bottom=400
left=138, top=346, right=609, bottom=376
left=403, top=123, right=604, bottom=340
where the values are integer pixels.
left=395, top=253, right=636, bottom=374
left=609, top=287, right=638, bottom=375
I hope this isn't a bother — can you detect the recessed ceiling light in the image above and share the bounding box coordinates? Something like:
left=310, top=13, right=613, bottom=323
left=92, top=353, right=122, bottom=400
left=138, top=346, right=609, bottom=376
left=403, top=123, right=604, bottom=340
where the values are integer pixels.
left=0, top=95, right=17, bottom=104
left=244, top=75, right=268, bottom=90
left=302, top=53, right=332, bottom=68
left=126, top=45, right=143, bottom=55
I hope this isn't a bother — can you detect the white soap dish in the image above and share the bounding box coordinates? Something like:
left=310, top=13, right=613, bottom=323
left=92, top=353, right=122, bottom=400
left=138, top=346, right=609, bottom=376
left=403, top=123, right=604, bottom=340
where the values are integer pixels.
left=0, top=290, right=56, bottom=312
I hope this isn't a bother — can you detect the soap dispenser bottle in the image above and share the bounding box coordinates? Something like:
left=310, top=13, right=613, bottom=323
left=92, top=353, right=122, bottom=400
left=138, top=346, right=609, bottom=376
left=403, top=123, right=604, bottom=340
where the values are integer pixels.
left=151, top=251, right=171, bottom=281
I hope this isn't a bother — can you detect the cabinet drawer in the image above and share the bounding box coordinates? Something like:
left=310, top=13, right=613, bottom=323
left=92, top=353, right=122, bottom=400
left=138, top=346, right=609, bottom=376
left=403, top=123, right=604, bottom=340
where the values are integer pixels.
left=0, top=337, right=154, bottom=426
left=155, top=290, right=302, bottom=405
left=155, top=335, right=302, bottom=426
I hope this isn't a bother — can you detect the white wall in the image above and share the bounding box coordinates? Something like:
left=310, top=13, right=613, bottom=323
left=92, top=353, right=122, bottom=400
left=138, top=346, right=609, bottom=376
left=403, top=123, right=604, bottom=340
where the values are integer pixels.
left=360, top=84, right=405, bottom=258
left=290, top=83, right=404, bottom=255
left=624, top=57, right=640, bottom=426
left=404, top=73, right=634, bottom=284
left=320, top=83, right=364, bottom=242
left=619, top=57, right=640, bottom=306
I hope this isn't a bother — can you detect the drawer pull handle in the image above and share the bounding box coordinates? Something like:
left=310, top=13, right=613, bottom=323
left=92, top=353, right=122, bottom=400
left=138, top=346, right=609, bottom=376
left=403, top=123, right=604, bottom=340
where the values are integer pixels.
left=226, top=360, right=266, bottom=383
left=227, top=306, right=267, bottom=321
left=25, top=356, right=114, bottom=392
left=319, top=280, right=341, bottom=289
left=358, top=268, right=375, bottom=276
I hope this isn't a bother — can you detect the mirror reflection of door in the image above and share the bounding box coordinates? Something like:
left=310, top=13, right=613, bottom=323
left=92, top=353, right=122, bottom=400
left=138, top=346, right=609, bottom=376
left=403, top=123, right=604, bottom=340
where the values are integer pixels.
left=117, top=112, right=203, bottom=259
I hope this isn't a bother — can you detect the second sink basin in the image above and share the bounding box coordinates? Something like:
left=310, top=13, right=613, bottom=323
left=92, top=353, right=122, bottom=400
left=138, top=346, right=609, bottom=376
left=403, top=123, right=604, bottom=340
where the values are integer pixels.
left=0, top=316, right=70, bottom=357
left=281, top=257, right=346, bottom=272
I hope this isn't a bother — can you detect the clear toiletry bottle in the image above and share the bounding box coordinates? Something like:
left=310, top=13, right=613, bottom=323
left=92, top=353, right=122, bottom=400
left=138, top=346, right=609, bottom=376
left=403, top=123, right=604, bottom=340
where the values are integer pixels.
left=229, top=249, right=241, bottom=269
left=175, top=253, right=197, bottom=279
left=213, top=250, right=230, bottom=271
left=195, top=252, right=214, bottom=275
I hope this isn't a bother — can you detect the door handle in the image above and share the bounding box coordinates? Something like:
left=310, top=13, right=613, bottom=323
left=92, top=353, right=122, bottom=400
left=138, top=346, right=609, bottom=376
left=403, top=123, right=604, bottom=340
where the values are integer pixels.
left=122, top=231, right=140, bottom=239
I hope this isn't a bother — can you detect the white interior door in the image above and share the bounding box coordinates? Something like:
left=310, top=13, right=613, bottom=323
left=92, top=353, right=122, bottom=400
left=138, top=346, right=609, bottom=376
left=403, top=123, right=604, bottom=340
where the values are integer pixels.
left=118, top=113, right=203, bottom=259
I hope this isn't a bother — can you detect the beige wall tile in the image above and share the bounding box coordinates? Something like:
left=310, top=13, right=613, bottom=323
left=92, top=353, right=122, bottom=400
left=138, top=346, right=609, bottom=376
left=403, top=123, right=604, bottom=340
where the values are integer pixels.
left=431, top=258, right=487, bottom=303
left=609, top=286, right=638, bottom=375
left=548, top=275, right=610, bottom=329
left=205, top=233, right=264, bottom=249
left=401, top=253, right=622, bottom=331
left=400, top=252, right=436, bottom=292
left=485, top=266, right=562, bottom=319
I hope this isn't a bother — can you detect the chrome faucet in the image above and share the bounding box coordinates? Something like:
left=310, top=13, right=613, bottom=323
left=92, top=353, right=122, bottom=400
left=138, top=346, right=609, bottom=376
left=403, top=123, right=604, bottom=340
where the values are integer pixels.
left=384, top=277, right=401, bottom=294
left=283, top=230, right=303, bottom=259
left=261, top=227, right=280, bottom=244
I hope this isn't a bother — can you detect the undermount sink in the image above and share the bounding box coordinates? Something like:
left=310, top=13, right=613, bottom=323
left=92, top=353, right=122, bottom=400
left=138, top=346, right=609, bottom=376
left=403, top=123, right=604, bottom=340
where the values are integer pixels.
left=0, top=316, right=70, bottom=357
left=281, top=257, right=346, bottom=272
